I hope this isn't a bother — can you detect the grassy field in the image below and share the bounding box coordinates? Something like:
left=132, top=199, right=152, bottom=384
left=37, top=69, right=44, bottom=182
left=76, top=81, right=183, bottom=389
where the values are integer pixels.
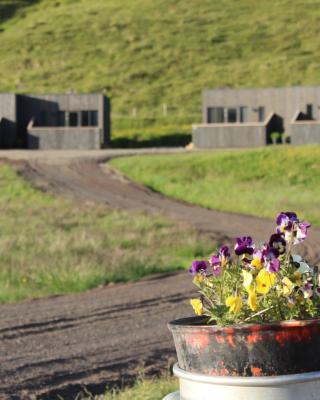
left=103, top=376, right=178, bottom=400
left=111, top=145, right=320, bottom=226
left=0, top=0, right=319, bottom=122
left=0, top=162, right=212, bottom=303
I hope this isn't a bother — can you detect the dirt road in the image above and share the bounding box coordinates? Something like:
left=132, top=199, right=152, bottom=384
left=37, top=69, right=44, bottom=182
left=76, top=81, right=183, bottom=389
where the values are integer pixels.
left=0, top=149, right=319, bottom=399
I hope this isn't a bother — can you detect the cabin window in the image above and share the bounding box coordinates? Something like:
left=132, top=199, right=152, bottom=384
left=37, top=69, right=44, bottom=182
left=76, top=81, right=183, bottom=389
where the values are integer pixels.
left=306, top=104, right=313, bottom=120
left=258, top=106, right=265, bottom=122
left=227, top=108, right=237, bottom=123
left=207, top=106, right=249, bottom=123
left=69, top=112, right=78, bottom=127
left=239, top=106, right=248, bottom=122
left=207, top=107, right=224, bottom=123
left=81, top=111, right=89, bottom=126
left=89, top=110, right=98, bottom=126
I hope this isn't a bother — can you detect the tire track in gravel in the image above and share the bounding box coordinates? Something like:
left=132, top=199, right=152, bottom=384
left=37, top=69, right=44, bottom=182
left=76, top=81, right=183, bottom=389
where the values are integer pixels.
left=0, top=149, right=318, bottom=399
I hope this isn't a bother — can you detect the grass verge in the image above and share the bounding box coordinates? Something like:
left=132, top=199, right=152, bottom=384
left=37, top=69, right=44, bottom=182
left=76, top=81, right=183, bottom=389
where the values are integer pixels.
left=0, top=162, right=212, bottom=303
left=103, top=376, right=178, bottom=400
left=110, top=145, right=320, bottom=226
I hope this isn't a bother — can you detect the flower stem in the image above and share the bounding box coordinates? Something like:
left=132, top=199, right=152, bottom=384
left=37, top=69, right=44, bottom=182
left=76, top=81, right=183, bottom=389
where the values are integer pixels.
left=220, top=269, right=225, bottom=304
left=285, top=229, right=295, bottom=269
left=243, top=306, right=274, bottom=322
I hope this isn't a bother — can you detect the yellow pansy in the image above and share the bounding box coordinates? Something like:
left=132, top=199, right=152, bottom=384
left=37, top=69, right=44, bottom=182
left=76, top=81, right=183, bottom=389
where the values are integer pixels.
left=247, top=287, right=257, bottom=311
left=291, top=271, right=302, bottom=286
left=256, top=268, right=275, bottom=294
left=193, top=274, right=204, bottom=286
left=225, top=295, right=243, bottom=314
left=242, top=270, right=253, bottom=289
left=282, top=277, right=295, bottom=297
left=251, top=257, right=263, bottom=270
left=190, top=298, right=203, bottom=315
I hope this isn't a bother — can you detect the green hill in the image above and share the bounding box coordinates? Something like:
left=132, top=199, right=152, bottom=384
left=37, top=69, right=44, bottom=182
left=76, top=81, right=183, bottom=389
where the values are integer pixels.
left=0, top=0, right=320, bottom=124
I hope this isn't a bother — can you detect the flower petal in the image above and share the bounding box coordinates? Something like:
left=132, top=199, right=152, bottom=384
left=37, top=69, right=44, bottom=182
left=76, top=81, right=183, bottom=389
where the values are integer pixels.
left=298, top=262, right=311, bottom=274
left=292, top=254, right=302, bottom=263
left=242, top=270, right=253, bottom=289
left=190, top=298, right=203, bottom=315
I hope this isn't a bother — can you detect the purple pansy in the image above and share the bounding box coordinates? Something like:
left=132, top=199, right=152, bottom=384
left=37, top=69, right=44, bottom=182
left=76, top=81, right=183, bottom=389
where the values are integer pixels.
left=244, top=248, right=264, bottom=270
left=240, top=250, right=258, bottom=269
left=219, top=245, right=231, bottom=264
left=269, top=233, right=286, bottom=255
left=209, top=246, right=231, bottom=276
left=301, top=281, right=313, bottom=299
left=276, top=212, right=299, bottom=233
left=210, top=255, right=221, bottom=276
left=189, top=260, right=208, bottom=275
left=295, top=221, right=311, bottom=245
left=234, top=236, right=255, bottom=256
left=276, top=212, right=298, bottom=225
left=262, top=245, right=281, bottom=273
left=276, top=212, right=311, bottom=245
left=241, top=257, right=253, bottom=269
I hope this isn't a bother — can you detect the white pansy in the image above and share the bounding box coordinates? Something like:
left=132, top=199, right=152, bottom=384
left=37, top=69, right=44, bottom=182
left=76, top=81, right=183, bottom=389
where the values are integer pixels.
left=292, top=255, right=302, bottom=263
left=298, top=262, right=311, bottom=274
left=292, top=254, right=311, bottom=273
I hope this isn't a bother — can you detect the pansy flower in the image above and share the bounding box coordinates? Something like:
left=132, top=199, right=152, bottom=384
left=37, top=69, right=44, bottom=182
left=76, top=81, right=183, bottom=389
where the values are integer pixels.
left=301, top=281, right=313, bottom=299
left=225, top=295, right=243, bottom=314
left=262, top=245, right=281, bottom=273
left=282, top=277, right=295, bottom=297
left=193, top=274, right=204, bottom=287
left=256, top=268, right=275, bottom=294
left=247, top=287, right=257, bottom=311
left=190, top=298, right=203, bottom=315
left=276, top=212, right=311, bottom=245
left=249, top=248, right=263, bottom=270
left=295, top=221, right=311, bottom=245
left=189, top=260, right=208, bottom=275
left=292, top=254, right=311, bottom=274
left=234, top=236, right=255, bottom=256
left=269, top=233, right=286, bottom=255
left=276, top=212, right=299, bottom=233
left=209, top=246, right=230, bottom=276
left=219, top=246, right=231, bottom=266
left=242, top=270, right=253, bottom=289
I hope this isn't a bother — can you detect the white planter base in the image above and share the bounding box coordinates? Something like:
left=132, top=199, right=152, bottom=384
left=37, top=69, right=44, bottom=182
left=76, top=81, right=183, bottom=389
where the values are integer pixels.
left=163, top=391, right=180, bottom=400
left=166, top=364, right=320, bottom=400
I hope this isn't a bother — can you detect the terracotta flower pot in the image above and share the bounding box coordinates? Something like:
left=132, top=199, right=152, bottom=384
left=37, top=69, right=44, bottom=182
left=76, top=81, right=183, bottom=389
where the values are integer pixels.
left=168, top=316, right=320, bottom=377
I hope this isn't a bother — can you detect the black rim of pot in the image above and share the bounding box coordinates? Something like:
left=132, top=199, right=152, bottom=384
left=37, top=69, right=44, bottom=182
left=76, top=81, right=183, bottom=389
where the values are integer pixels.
left=168, top=315, right=320, bottom=333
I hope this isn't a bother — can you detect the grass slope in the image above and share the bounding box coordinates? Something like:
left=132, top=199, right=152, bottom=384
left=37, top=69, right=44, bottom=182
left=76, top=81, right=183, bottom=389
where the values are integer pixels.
left=0, top=0, right=320, bottom=120
left=0, top=163, right=212, bottom=303
left=111, top=145, right=320, bottom=226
